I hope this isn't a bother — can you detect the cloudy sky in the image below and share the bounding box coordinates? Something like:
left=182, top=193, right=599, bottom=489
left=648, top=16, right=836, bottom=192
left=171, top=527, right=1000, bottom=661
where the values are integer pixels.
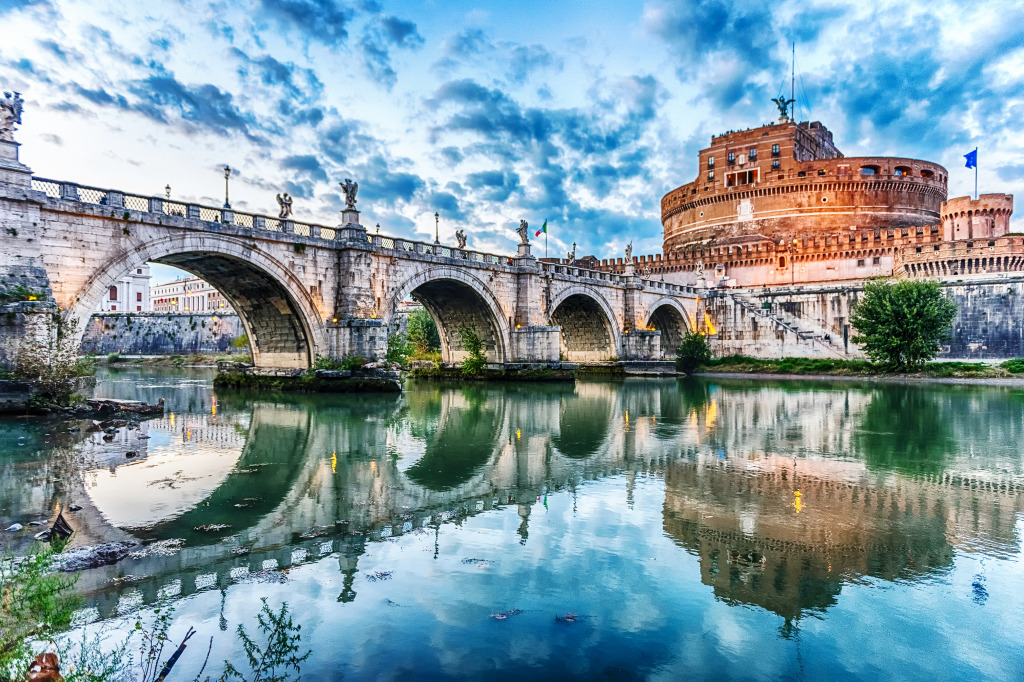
left=2, top=0, right=1022, bottom=283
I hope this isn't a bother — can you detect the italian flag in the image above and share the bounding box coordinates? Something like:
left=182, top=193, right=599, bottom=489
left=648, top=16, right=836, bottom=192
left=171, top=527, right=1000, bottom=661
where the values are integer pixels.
left=534, top=220, right=547, bottom=237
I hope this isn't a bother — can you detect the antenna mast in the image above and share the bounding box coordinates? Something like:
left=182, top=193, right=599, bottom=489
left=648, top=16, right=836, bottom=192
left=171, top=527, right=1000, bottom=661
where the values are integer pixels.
left=791, top=42, right=795, bottom=120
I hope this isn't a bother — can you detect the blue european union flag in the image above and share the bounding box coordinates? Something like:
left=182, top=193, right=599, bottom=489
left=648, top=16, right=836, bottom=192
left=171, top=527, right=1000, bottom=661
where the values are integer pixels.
left=964, top=148, right=977, bottom=169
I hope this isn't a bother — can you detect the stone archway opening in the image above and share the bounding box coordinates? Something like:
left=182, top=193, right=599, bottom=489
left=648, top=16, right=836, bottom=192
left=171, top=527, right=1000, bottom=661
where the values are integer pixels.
left=410, top=278, right=506, bottom=364
left=647, top=304, right=689, bottom=358
left=78, top=250, right=317, bottom=369
left=550, top=294, right=615, bottom=362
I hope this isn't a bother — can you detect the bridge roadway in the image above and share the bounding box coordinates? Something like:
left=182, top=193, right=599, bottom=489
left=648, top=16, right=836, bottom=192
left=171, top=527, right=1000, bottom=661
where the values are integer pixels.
left=0, top=135, right=699, bottom=368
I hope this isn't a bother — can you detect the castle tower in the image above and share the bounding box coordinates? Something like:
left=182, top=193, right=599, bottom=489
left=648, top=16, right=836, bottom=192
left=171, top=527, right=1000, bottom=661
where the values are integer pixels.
left=941, top=194, right=1014, bottom=241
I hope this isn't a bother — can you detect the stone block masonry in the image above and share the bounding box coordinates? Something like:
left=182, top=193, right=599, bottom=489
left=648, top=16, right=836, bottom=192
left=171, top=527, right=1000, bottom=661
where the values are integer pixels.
left=80, top=312, right=244, bottom=355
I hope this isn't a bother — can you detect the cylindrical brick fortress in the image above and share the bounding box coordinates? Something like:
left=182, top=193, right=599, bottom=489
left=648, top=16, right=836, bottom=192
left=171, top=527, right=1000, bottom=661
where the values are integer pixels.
left=661, top=121, right=949, bottom=253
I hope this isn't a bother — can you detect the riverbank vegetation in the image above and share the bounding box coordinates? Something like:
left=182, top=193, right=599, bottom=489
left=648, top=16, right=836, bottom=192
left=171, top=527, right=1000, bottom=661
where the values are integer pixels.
left=698, top=355, right=1024, bottom=379
left=5, top=316, right=96, bottom=408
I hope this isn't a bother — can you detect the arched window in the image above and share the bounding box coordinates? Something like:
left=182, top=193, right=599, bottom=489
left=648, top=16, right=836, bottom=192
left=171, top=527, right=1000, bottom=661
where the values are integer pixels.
left=779, top=256, right=786, bottom=268
left=109, top=285, right=118, bottom=301
left=859, top=165, right=880, bottom=175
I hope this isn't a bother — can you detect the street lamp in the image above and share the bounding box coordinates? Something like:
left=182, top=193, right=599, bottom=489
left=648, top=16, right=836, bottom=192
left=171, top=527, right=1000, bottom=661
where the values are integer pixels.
left=223, top=165, right=232, bottom=209
left=434, top=212, right=439, bottom=244
left=165, top=184, right=171, bottom=200
left=376, top=223, right=380, bottom=234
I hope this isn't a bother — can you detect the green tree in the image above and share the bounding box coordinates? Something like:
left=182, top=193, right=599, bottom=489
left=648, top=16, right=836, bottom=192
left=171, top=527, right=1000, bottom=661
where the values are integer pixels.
left=385, top=331, right=412, bottom=366
left=850, top=279, right=957, bottom=371
left=457, top=324, right=487, bottom=377
left=406, top=308, right=440, bottom=355
left=675, top=330, right=712, bottom=374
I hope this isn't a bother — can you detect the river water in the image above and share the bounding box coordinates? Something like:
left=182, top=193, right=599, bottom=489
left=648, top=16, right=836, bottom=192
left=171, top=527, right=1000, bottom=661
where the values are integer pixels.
left=1, top=368, right=1023, bottom=680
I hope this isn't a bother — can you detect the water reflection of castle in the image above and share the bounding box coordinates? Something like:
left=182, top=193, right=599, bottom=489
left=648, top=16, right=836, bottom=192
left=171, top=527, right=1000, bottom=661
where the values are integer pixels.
left=70, top=379, right=1022, bottom=623
left=661, top=381, right=1023, bottom=621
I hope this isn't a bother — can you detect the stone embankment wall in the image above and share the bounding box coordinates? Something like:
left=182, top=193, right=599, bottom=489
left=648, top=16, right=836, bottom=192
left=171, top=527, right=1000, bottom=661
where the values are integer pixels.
left=80, top=312, right=244, bottom=355
left=703, top=275, right=1024, bottom=360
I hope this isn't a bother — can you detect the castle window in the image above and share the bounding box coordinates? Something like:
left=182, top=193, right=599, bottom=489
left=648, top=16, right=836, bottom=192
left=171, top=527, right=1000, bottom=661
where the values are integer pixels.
left=857, top=259, right=866, bottom=267
left=859, top=165, right=880, bottom=175
left=728, top=152, right=735, bottom=164
left=749, top=148, right=757, bottom=160
left=772, top=159, right=780, bottom=170
left=772, top=144, right=780, bottom=156
left=707, top=171, right=715, bottom=181
left=817, top=169, right=826, bottom=176
left=707, top=156, right=715, bottom=169
left=894, top=166, right=911, bottom=176
left=873, top=257, right=881, bottom=265
left=797, top=171, right=806, bottom=177
left=920, top=169, right=934, bottom=179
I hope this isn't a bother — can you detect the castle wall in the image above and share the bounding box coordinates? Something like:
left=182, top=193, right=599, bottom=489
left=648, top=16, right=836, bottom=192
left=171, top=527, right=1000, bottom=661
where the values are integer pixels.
left=701, top=277, right=1024, bottom=360
left=941, top=194, right=1014, bottom=241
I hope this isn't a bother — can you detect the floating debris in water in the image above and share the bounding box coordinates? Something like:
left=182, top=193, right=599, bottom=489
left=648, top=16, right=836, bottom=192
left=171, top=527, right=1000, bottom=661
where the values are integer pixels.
left=972, top=574, right=989, bottom=604
left=110, top=574, right=147, bottom=585
left=462, top=558, right=492, bottom=568
left=231, top=546, right=252, bottom=555
left=555, top=612, right=579, bottom=624
left=129, top=538, right=184, bottom=560
left=195, top=524, right=231, bottom=532
left=385, top=598, right=408, bottom=607
left=6, top=523, right=22, bottom=532
left=490, top=608, right=524, bottom=620
left=366, top=571, right=393, bottom=582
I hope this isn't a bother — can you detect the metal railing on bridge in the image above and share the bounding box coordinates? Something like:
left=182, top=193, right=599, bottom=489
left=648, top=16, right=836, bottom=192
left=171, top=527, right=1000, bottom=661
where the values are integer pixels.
left=28, top=176, right=696, bottom=294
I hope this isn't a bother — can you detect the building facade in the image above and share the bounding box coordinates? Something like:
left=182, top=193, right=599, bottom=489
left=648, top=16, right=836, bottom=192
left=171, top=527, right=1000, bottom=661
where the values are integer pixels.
left=99, top=265, right=150, bottom=312
left=151, top=276, right=236, bottom=314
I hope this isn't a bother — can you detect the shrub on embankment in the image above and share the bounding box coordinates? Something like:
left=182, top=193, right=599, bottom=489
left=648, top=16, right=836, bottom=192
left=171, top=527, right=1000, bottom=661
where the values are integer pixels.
left=699, top=355, right=1024, bottom=379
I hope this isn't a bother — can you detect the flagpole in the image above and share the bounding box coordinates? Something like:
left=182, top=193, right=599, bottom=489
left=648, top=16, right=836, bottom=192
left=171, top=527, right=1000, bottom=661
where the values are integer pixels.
left=545, top=227, right=548, bottom=259
left=975, top=150, right=978, bottom=200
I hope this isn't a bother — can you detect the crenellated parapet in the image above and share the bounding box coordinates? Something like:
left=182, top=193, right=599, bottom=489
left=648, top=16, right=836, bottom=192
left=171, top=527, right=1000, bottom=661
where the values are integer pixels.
left=941, top=193, right=1014, bottom=241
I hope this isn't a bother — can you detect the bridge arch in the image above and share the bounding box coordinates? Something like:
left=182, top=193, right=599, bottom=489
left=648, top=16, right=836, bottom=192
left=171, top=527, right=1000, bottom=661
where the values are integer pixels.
left=548, top=287, right=620, bottom=362
left=66, top=234, right=327, bottom=368
left=644, top=298, right=692, bottom=358
left=384, top=267, right=511, bottom=364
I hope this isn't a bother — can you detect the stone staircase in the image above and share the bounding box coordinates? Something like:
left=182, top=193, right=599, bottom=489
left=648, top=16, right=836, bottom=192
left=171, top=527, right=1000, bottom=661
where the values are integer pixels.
left=728, top=290, right=849, bottom=358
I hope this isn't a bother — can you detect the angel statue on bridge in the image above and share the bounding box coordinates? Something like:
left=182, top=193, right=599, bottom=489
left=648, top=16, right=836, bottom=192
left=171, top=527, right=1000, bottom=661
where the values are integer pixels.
left=455, top=229, right=467, bottom=250
left=341, top=178, right=358, bottom=209
left=625, top=241, right=632, bottom=260
left=276, top=192, right=293, bottom=219
left=0, top=91, right=24, bottom=142
left=516, top=219, right=529, bottom=244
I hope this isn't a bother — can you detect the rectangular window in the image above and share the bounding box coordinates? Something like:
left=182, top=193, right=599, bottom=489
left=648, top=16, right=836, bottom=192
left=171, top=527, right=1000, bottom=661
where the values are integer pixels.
left=109, top=286, right=118, bottom=301
left=857, top=259, right=866, bottom=267
left=111, top=305, right=117, bottom=311
left=772, top=144, right=780, bottom=156
left=727, top=152, right=735, bottom=164
left=707, top=156, right=715, bottom=168
left=137, top=305, right=142, bottom=311
left=771, top=160, right=780, bottom=170
left=707, top=171, right=715, bottom=181
left=136, top=292, right=142, bottom=302
left=872, top=257, right=881, bottom=265
left=749, top=148, right=757, bottom=160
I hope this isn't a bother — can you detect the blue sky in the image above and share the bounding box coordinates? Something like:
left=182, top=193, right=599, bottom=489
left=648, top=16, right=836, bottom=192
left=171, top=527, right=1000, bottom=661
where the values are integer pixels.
left=2, top=0, right=1022, bottom=284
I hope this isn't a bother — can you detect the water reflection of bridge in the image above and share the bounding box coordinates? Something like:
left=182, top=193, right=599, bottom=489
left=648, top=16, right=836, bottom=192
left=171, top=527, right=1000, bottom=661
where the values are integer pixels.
left=67, top=378, right=1023, bottom=624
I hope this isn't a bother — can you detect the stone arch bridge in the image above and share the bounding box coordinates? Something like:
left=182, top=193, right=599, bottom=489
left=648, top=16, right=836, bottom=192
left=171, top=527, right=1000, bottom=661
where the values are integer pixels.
left=0, top=139, right=698, bottom=368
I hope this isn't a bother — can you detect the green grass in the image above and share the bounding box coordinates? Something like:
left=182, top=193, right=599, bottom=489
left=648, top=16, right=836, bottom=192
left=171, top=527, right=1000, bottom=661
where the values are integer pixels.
left=702, top=355, right=1024, bottom=379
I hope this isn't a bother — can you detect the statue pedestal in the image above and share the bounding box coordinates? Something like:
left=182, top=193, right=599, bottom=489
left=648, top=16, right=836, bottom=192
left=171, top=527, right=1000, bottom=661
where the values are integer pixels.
left=0, top=139, right=31, bottom=188
left=517, top=242, right=532, bottom=258
left=623, top=261, right=636, bottom=277
left=341, top=208, right=360, bottom=226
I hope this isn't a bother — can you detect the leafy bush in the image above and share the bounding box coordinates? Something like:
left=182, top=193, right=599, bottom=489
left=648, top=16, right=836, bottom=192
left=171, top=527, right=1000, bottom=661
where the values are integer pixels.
left=232, top=334, right=249, bottom=349
left=106, top=352, right=122, bottom=363
left=220, top=598, right=311, bottom=681
left=675, top=331, right=712, bottom=374
left=850, top=279, right=958, bottom=371
left=0, top=547, right=79, bottom=673
left=406, top=308, right=440, bottom=355
left=1001, top=358, right=1024, bottom=373
left=0, top=284, right=42, bottom=304
left=9, top=316, right=94, bottom=401
left=457, top=324, right=487, bottom=376
left=386, top=332, right=412, bottom=366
